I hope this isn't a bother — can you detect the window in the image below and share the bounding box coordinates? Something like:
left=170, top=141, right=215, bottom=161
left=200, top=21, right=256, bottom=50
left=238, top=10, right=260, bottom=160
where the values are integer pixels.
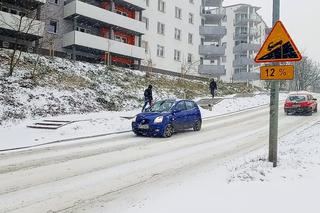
left=174, top=49, right=181, bottom=61
left=189, top=0, right=194, bottom=4
left=142, top=17, right=149, bottom=30
left=116, top=10, right=128, bottom=17
left=175, top=101, right=187, bottom=111
left=115, top=35, right=127, bottom=43
left=174, top=28, right=181, bottom=40
left=188, top=13, right=194, bottom=24
left=146, top=0, right=149, bottom=7
left=187, top=53, right=192, bottom=63
left=10, top=9, right=17, bottom=15
left=188, top=33, right=193, bottom=44
left=175, top=7, right=182, bottom=19
left=1, top=6, right=9, bottom=13
left=157, top=22, right=165, bottom=35
left=222, top=56, right=227, bottom=63
left=186, top=101, right=196, bottom=110
left=76, top=26, right=91, bottom=34
left=157, top=45, right=165, bottom=57
left=48, top=20, right=58, bottom=34
left=142, top=41, right=148, bottom=53
left=158, top=0, right=165, bottom=13
left=49, top=0, right=59, bottom=5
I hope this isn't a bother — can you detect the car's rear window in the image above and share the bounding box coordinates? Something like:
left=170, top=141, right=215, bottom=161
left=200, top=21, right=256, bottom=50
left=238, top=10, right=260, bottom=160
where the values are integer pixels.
left=288, top=95, right=306, bottom=102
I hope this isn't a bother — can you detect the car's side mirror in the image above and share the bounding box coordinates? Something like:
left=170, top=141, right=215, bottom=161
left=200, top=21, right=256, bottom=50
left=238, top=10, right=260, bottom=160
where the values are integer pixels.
left=313, top=98, right=317, bottom=101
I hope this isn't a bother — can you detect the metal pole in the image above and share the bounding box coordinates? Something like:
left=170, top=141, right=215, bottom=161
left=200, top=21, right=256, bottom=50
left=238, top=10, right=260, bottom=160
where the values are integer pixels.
left=269, top=0, right=280, bottom=167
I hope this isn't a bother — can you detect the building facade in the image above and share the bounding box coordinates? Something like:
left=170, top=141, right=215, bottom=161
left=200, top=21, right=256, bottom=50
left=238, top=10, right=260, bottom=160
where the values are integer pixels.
left=221, top=4, right=268, bottom=83
left=141, top=0, right=202, bottom=75
left=0, top=0, right=45, bottom=53
left=0, top=1, right=269, bottom=83
left=199, top=0, right=227, bottom=78
left=40, top=0, right=146, bottom=67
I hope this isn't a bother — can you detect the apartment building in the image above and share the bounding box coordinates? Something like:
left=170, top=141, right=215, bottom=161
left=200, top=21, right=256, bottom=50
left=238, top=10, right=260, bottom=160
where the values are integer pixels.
left=141, top=0, right=202, bottom=75
left=199, top=0, right=227, bottom=77
left=0, top=0, right=45, bottom=52
left=221, top=4, right=268, bottom=84
left=40, top=0, right=146, bottom=67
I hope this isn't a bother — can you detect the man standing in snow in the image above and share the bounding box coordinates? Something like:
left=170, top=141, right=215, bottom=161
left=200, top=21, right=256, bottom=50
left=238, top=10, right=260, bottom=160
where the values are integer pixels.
left=209, top=79, right=217, bottom=99
left=142, top=85, right=153, bottom=112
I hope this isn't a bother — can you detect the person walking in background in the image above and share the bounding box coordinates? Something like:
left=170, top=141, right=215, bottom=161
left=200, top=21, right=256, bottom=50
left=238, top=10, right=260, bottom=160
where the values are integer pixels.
left=209, top=79, right=217, bottom=99
left=142, top=85, right=153, bottom=112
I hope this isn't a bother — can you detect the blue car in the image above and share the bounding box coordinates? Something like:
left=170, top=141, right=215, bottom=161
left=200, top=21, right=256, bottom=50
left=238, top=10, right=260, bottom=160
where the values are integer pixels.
left=132, top=99, right=202, bottom=137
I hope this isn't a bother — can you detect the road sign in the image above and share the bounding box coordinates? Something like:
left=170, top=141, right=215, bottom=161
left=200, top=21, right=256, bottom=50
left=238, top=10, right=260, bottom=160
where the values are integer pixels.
left=255, top=21, right=302, bottom=63
left=260, top=65, right=294, bottom=80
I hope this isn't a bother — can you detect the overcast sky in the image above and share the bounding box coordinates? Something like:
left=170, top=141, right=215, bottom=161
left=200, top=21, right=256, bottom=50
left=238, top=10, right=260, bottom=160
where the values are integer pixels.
left=223, top=0, right=320, bottom=63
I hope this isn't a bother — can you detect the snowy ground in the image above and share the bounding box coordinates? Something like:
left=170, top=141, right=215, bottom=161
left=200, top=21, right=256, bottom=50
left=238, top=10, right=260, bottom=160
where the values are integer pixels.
left=0, top=93, right=286, bottom=151
left=0, top=93, right=319, bottom=213
left=75, top=94, right=320, bottom=213
left=113, top=121, right=320, bottom=213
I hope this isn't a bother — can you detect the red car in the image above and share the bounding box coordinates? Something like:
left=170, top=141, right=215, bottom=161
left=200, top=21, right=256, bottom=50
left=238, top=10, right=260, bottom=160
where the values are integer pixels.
left=284, top=92, right=317, bottom=115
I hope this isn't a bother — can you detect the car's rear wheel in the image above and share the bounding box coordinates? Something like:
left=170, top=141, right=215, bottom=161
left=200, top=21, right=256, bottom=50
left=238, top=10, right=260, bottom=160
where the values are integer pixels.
left=193, top=120, right=202, bottom=131
left=163, top=124, right=174, bottom=138
left=314, top=105, right=318, bottom=113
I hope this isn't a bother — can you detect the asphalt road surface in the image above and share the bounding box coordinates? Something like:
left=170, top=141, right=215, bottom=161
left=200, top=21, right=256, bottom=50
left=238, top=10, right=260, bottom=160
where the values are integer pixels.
left=0, top=104, right=319, bottom=213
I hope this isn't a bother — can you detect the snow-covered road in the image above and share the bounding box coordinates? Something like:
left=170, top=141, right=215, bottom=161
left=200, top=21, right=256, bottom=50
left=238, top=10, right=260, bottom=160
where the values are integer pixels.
left=0, top=105, right=319, bottom=213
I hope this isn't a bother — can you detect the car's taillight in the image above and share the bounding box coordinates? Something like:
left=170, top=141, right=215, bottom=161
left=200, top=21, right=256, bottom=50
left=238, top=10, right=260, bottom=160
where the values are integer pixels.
left=285, top=101, right=292, bottom=107
left=300, top=101, right=311, bottom=107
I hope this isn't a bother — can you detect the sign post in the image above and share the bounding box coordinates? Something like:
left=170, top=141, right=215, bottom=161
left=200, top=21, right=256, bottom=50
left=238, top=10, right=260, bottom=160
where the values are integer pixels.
left=254, top=0, right=302, bottom=167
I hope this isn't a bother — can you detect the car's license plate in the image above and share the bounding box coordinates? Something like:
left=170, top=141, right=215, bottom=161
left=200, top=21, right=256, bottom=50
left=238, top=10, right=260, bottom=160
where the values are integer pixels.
left=293, top=104, right=300, bottom=107
left=139, top=124, right=149, bottom=129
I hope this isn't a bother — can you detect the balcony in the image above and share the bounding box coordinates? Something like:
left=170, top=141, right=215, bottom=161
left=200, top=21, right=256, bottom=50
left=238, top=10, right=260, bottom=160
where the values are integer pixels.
left=234, top=14, right=261, bottom=26
left=203, top=0, right=223, bottom=7
left=233, top=57, right=256, bottom=67
left=0, top=11, right=45, bottom=38
left=198, top=65, right=226, bottom=76
left=233, top=72, right=259, bottom=81
left=64, top=0, right=145, bottom=35
left=199, top=26, right=226, bottom=40
left=63, top=31, right=145, bottom=60
left=199, top=45, right=225, bottom=57
left=233, top=30, right=260, bottom=40
left=233, top=43, right=261, bottom=53
left=202, top=8, right=226, bottom=25
left=118, top=0, right=146, bottom=10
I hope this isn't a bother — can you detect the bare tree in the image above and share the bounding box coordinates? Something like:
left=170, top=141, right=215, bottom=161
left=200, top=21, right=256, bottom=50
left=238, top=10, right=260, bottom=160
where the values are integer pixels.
left=0, top=1, right=43, bottom=76
left=293, top=57, right=320, bottom=91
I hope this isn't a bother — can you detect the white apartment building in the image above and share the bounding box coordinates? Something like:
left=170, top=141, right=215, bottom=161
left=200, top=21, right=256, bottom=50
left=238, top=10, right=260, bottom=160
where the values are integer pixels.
left=39, top=0, right=146, bottom=67
left=0, top=0, right=45, bottom=52
left=141, top=0, right=202, bottom=75
left=199, top=0, right=227, bottom=77
left=221, top=4, right=268, bottom=84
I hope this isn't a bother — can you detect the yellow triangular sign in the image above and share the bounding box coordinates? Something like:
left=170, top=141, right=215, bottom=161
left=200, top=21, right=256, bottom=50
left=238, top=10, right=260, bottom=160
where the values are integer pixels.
left=255, top=21, right=302, bottom=63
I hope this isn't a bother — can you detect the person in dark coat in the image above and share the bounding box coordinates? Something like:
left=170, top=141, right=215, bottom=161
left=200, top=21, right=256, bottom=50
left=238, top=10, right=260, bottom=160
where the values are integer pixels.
left=209, top=79, right=217, bottom=98
left=142, top=85, right=153, bottom=112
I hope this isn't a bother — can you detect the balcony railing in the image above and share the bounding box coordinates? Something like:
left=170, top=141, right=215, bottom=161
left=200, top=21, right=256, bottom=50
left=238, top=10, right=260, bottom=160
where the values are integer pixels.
left=63, top=31, right=145, bottom=59
left=203, top=0, right=223, bottom=7
left=233, top=57, right=256, bottom=67
left=0, top=11, right=45, bottom=38
left=198, top=64, right=226, bottom=76
left=234, top=14, right=261, bottom=25
left=199, top=26, right=227, bottom=39
left=64, top=0, right=145, bottom=34
left=233, top=43, right=261, bottom=53
left=233, top=30, right=260, bottom=39
left=199, top=45, right=226, bottom=57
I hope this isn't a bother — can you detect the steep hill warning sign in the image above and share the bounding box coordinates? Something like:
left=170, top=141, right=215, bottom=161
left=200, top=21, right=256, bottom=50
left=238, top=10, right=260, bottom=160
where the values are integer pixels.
left=255, top=21, right=302, bottom=63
